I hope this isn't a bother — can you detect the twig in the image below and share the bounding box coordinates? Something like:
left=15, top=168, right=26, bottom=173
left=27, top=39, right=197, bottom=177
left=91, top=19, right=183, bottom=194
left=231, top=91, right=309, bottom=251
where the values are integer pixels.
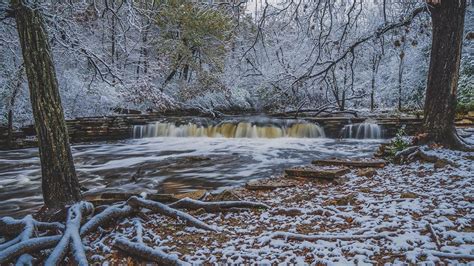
left=427, top=223, right=442, bottom=251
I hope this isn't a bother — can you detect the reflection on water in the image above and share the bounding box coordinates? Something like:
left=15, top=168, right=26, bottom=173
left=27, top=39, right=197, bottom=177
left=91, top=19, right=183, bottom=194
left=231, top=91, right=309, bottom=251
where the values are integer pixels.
left=0, top=137, right=384, bottom=217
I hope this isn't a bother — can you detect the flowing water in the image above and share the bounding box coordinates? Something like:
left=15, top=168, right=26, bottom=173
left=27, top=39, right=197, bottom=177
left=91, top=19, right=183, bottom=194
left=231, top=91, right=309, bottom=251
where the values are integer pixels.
left=341, top=121, right=383, bottom=139
left=0, top=117, right=385, bottom=218
left=133, top=119, right=325, bottom=139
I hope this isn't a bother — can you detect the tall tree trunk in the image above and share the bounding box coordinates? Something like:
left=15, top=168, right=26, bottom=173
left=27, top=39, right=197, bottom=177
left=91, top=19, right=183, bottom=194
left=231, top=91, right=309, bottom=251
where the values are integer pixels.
left=7, top=66, right=23, bottom=148
left=397, top=50, right=405, bottom=112
left=423, top=0, right=471, bottom=150
left=12, top=0, right=82, bottom=208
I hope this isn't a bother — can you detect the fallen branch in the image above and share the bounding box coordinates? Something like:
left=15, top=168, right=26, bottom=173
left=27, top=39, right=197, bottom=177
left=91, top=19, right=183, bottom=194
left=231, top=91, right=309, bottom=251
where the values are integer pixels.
left=169, top=197, right=270, bottom=212
left=424, top=250, right=474, bottom=260
left=114, top=237, right=189, bottom=266
left=259, top=231, right=391, bottom=245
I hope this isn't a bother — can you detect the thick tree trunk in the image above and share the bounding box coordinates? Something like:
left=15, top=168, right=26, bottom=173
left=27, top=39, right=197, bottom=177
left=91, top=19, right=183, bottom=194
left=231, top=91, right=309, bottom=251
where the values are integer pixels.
left=12, top=0, right=82, bottom=208
left=423, top=0, right=469, bottom=149
left=7, top=66, right=23, bottom=148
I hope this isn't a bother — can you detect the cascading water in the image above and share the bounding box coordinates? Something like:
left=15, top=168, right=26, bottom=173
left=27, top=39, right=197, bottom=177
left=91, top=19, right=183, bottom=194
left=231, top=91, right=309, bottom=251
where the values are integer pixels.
left=341, top=121, right=382, bottom=139
left=133, top=119, right=325, bottom=139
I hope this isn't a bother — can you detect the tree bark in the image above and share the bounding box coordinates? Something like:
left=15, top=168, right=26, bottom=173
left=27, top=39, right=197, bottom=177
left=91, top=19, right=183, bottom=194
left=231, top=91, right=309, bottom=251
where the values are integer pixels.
left=12, top=0, right=82, bottom=208
left=423, top=0, right=469, bottom=149
left=7, top=66, right=23, bottom=148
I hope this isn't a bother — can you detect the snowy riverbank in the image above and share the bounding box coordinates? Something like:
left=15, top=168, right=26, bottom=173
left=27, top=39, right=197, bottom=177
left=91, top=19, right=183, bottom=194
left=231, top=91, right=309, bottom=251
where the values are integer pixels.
left=81, top=147, right=473, bottom=264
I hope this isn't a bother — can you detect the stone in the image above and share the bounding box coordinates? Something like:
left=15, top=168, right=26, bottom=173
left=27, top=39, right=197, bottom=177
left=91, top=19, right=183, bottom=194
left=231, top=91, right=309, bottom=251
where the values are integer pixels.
left=356, top=168, right=376, bottom=178
left=272, top=208, right=303, bottom=216
left=208, top=190, right=241, bottom=201
left=400, top=192, right=418, bottom=199
left=174, top=189, right=207, bottom=200
left=285, top=166, right=350, bottom=179
left=434, top=160, right=448, bottom=169
left=246, top=178, right=297, bottom=190
left=182, top=156, right=211, bottom=162
left=324, top=193, right=358, bottom=206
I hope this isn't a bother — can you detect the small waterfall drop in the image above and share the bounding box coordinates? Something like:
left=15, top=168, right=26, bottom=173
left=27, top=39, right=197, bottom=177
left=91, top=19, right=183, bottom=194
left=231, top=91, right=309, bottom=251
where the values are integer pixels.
left=133, top=120, right=325, bottom=139
left=341, top=121, right=382, bottom=139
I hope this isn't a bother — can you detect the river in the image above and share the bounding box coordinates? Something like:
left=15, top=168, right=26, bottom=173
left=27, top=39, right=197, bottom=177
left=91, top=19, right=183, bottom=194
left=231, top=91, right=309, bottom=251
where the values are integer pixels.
left=0, top=135, right=383, bottom=217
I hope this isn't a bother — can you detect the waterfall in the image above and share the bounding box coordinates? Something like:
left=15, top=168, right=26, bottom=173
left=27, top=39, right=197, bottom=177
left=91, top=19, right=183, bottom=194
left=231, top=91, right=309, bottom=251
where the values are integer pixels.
left=133, top=120, right=325, bottom=139
left=341, top=121, right=382, bottom=139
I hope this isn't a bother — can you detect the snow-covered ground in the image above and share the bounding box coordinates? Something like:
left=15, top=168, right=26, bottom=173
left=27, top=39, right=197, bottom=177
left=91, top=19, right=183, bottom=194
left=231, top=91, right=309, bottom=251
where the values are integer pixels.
left=84, top=147, right=473, bottom=264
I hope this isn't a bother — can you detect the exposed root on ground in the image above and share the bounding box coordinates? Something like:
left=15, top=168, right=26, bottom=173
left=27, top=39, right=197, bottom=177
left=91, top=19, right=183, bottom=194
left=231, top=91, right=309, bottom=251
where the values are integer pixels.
left=114, top=237, right=189, bottom=266
left=0, top=196, right=267, bottom=264
left=394, top=146, right=458, bottom=166
left=169, top=197, right=270, bottom=212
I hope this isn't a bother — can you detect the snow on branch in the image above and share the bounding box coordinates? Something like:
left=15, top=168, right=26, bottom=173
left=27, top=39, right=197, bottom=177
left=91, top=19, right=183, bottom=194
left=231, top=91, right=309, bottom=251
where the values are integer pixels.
left=0, top=235, right=61, bottom=263
left=113, top=237, right=190, bottom=266
left=80, top=204, right=135, bottom=237
left=44, top=202, right=93, bottom=266
left=259, top=231, right=392, bottom=245
left=127, top=196, right=219, bottom=232
left=297, top=5, right=428, bottom=83
left=169, top=197, right=270, bottom=212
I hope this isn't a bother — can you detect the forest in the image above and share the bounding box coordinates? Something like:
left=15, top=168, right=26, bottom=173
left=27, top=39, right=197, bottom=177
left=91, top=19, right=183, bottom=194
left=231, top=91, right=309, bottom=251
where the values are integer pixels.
left=0, top=0, right=473, bottom=264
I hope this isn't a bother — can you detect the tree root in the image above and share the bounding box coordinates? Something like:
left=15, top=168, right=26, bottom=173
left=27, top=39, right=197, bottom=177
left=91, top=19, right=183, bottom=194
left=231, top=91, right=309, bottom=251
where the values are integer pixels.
left=0, top=196, right=268, bottom=264
left=45, top=202, right=93, bottom=266
left=169, top=197, right=270, bottom=212
left=0, top=216, right=64, bottom=237
left=394, top=146, right=458, bottom=167
left=113, top=237, right=189, bottom=266
left=80, top=204, right=135, bottom=237
left=0, top=235, right=61, bottom=263
left=127, top=196, right=218, bottom=232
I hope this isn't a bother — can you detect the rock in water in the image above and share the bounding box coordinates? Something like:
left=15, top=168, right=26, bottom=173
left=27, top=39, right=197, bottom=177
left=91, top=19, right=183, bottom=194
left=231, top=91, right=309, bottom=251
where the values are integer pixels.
left=285, top=166, right=350, bottom=179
